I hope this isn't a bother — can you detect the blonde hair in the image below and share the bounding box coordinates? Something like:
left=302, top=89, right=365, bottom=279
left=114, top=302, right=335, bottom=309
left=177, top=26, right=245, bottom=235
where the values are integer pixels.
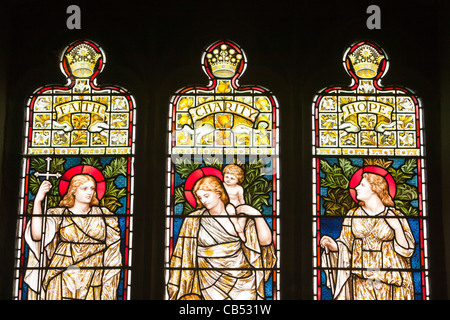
left=359, top=172, right=394, bottom=207
left=222, top=164, right=245, bottom=184
left=192, top=176, right=229, bottom=209
left=59, top=174, right=100, bottom=207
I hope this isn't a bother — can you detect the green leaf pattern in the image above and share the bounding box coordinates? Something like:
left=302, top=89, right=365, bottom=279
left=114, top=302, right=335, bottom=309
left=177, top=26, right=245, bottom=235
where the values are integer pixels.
left=320, top=158, right=419, bottom=216
left=174, top=158, right=273, bottom=215
left=28, top=157, right=128, bottom=214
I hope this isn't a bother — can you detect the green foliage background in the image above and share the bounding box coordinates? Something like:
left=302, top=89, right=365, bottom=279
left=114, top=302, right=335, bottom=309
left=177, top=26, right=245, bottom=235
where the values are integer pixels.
left=320, top=158, right=419, bottom=216
left=27, top=157, right=128, bottom=214
left=173, top=157, right=273, bottom=215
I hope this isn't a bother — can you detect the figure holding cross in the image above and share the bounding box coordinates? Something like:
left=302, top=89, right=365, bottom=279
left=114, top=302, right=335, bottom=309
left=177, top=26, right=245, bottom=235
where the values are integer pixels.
left=30, top=157, right=61, bottom=242
left=24, top=164, right=122, bottom=300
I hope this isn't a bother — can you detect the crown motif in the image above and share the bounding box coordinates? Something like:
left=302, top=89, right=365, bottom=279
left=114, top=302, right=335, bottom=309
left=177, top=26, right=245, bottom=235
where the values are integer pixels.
left=348, top=44, right=385, bottom=78
left=206, top=44, right=243, bottom=78
left=65, top=43, right=102, bottom=78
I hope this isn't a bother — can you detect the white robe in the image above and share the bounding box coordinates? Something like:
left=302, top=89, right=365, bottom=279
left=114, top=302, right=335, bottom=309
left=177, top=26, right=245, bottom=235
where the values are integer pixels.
left=167, top=209, right=276, bottom=300
left=24, top=206, right=122, bottom=300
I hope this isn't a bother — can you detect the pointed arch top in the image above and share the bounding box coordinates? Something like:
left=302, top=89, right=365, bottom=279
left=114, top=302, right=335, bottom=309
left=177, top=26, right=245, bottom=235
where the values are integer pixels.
left=25, top=39, right=136, bottom=156
left=313, top=40, right=424, bottom=157
left=165, top=40, right=281, bottom=301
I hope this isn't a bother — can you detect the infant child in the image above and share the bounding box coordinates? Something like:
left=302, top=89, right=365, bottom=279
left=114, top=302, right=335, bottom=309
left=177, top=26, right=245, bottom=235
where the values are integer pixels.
left=222, top=164, right=247, bottom=241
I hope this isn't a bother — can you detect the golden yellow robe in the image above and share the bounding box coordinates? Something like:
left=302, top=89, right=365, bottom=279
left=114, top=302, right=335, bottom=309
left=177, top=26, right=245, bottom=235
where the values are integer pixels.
left=167, top=209, right=276, bottom=300
left=322, top=207, right=415, bottom=300
left=24, top=206, right=122, bottom=300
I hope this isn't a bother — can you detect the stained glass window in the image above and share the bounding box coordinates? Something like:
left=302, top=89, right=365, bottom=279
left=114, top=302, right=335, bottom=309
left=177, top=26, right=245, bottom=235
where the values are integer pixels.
left=164, top=40, right=280, bottom=300
left=13, top=40, right=136, bottom=300
left=312, top=41, right=429, bottom=300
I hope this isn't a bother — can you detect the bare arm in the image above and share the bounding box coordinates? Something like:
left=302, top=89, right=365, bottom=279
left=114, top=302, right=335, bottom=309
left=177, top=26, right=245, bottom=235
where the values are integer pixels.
left=31, top=180, right=52, bottom=241
left=237, top=204, right=272, bottom=246
left=238, top=186, right=245, bottom=205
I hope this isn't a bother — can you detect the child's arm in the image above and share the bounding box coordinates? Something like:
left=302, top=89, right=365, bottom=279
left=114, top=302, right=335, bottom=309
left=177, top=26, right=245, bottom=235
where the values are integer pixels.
left=238, top=186, right=245, bottom=205
left=226, top=203, right=236, bottom=215
left=226, top=203, right=246, bottom=241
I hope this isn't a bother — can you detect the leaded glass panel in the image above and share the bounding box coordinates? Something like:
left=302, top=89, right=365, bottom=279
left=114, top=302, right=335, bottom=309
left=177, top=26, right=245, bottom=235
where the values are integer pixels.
left=13, top=40, right=136, bottom=300
left=164, top=40, right=280, bottom=300
left=312, top=41, right=429, bottom=300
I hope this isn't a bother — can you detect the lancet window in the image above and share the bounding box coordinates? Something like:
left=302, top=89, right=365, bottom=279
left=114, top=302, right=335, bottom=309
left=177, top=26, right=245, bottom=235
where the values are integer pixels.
left=312, top=41, right=429, bottom=300
left=164, top=40, right=280, bottom=300
left=13, top=40, right=136, bottom=300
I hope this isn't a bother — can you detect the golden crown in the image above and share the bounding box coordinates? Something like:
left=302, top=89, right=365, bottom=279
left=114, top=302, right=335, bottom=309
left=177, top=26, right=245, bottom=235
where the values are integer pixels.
left=348, top=44, right=385, bottom=78
left=206, top=44, right=242, bottom=78
left=65, top=43, right=102, bottom=78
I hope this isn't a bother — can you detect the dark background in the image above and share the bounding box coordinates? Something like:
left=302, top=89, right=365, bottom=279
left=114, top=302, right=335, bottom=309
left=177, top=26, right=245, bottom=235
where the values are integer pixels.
left=0, top=0, right=449, bottom=300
